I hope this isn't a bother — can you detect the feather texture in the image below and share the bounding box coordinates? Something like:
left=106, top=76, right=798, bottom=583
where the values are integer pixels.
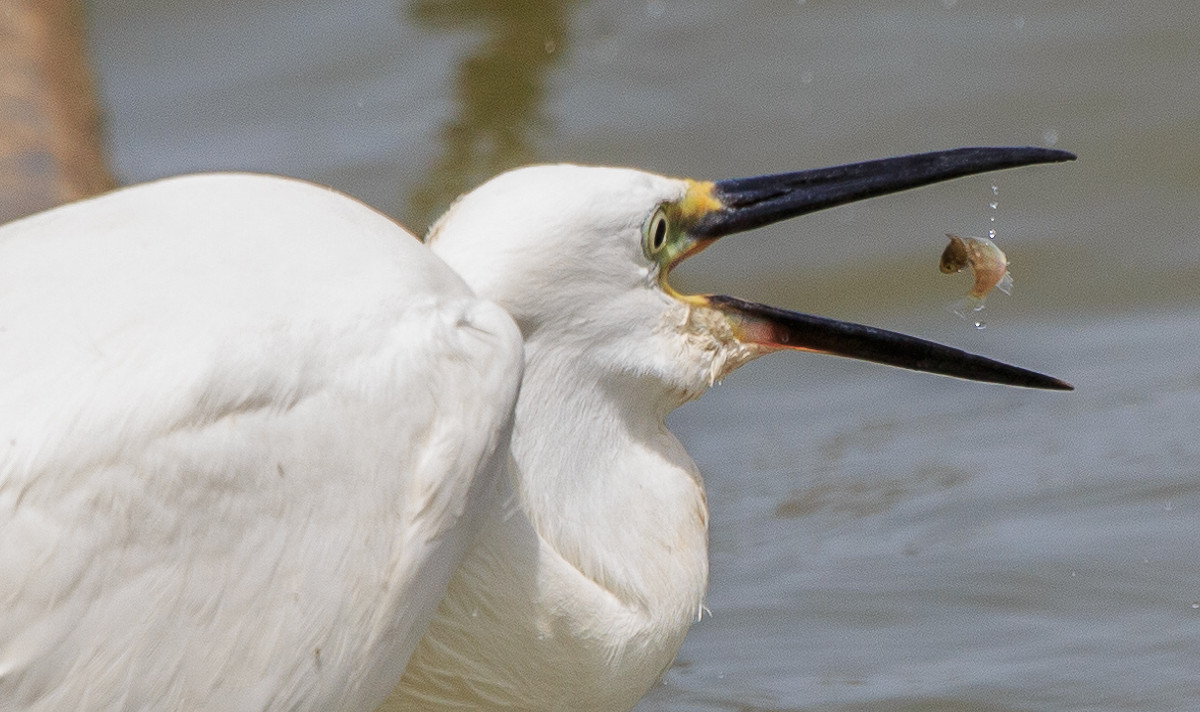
left=0, top=175, right=523, bottom=712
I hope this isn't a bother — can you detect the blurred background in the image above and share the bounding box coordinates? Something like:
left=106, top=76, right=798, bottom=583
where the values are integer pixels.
left=8, top=0, right=1200, bottom=710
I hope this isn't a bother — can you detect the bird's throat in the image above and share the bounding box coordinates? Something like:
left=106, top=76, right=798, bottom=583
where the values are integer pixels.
left=509, top=343, right=710, bottom=610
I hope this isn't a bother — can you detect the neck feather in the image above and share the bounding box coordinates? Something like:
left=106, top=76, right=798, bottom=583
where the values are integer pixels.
left=507, top=339, right=709, bottom=614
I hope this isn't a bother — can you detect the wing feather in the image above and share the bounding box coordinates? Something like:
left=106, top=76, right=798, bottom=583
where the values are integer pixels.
left=0, top=175, right=523, bottom=712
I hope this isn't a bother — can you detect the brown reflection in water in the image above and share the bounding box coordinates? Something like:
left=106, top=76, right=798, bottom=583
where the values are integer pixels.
left=402, top=0, right=576, bottom=232
left=0, top=0, right=112, bottom=223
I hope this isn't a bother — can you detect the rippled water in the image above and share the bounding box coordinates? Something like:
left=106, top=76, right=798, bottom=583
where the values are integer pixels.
left=85, top=1, right=1200, bottom=709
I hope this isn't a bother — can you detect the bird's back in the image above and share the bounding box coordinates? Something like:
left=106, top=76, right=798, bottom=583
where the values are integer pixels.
left=0, top=174, right=523, bottom=711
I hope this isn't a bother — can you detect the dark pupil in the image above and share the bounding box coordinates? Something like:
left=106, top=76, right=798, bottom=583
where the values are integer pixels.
left=653, top=217, right=667, bottom=248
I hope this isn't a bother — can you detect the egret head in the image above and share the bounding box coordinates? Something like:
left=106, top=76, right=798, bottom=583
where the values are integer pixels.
left=427, top=147, right=1074, bottom=407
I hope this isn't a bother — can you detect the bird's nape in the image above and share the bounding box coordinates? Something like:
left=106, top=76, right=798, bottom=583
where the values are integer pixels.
left=655, top=146, right=1077, bottom=390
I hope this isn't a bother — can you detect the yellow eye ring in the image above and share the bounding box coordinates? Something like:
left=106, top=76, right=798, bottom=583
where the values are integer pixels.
left=644, top=208, right=669, bottom=256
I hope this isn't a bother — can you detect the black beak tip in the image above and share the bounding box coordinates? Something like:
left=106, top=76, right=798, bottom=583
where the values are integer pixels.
left=1009, top=371, right=1074, bottom=391
left=974, top=146, right=1076, bottom=163
left=1045, top=376, right=1075, bottom=391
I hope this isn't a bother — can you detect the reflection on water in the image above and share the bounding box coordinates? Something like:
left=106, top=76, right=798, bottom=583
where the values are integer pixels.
left=403, top=0, right=577, bottom=230
left=0, top=0, right=111, bottom=222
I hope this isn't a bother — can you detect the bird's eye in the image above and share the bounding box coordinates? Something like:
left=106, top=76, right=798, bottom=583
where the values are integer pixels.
left=644, top=209, right=669, bottom=257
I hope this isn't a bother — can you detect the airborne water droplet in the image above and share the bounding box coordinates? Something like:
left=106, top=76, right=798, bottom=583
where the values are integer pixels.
left=974, top=320, right=986, bottom=330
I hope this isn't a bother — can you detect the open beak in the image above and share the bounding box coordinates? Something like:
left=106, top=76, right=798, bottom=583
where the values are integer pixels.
left=678, top=146, right=1076, bottom=390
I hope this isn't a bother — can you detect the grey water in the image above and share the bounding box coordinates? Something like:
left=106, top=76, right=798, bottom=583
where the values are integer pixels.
left=85, top=1, right=1200, bottom=710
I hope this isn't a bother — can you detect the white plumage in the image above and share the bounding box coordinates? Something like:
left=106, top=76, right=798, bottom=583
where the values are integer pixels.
left=0, top=174, right=522, bottom=711
left=385, top=166, right=713, bottom=710
left=0, top=148, right=1072, bottom=711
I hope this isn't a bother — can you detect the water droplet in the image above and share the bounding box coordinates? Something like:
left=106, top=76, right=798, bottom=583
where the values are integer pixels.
left=988, top=229, right=996, bottom=239
left=991, top=185, right=999, bottom=196
left=544, top=39, right=557, bottom=54
left=1165, top=500, right=1174, bottom=512
left=989, top=201, right=998, bottom=210
left=974, top=320, right=986, bottom=330
left=1042, top=129, right=1059, bottom=146
left=1191, top=601, right=1199, bottom=609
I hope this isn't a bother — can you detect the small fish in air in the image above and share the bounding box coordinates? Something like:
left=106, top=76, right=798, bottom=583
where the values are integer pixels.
left=939, top=233, right=1012, bottom=318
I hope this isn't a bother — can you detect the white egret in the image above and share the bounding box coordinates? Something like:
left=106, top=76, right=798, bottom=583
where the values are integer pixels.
left=0, top=147, right=1073, bottom=711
